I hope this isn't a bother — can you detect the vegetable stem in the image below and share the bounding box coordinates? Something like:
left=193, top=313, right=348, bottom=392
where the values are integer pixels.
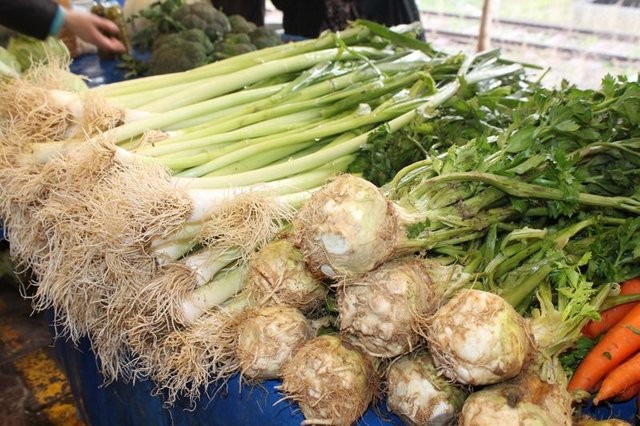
left=425, top=171, right=640, bottom=214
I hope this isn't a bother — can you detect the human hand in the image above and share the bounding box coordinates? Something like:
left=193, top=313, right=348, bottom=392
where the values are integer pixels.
left=62, top=9, right=126, bottom=54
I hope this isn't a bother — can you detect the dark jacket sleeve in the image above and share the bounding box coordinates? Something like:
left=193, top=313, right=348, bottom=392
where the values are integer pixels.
left=270, top=0, right=326, bottom=38
left=0, top=0, right=59, bottom=40
left=356, top=0, right=421, bottom=26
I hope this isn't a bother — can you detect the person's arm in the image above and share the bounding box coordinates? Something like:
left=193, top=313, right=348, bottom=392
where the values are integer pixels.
left=0, top=0, right=125, bottom=53
left=0, top=0, right=59, bottom=40
left=60, top=8, right=125, bottom=53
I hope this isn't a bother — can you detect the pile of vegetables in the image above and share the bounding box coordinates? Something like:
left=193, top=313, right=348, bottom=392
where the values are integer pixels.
left=121, top=0, right=282, bottom=76
left=1, top=15, right=640, bottom=425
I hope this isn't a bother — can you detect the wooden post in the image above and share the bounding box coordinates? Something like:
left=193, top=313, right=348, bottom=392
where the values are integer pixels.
left=477, top=0, right=493, bottom=52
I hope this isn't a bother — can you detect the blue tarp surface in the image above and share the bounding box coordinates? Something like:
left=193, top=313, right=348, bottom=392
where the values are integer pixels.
left=70, top=53, right=128, bottom=87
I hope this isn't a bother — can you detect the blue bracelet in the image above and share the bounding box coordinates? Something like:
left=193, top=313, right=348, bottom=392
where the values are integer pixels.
left=49, top=5, right=66, bottom=37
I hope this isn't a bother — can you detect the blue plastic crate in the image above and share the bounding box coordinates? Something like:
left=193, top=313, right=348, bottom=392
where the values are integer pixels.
left=51, top=328, right=638, bottom=425
left=52, top=331, right=404, bottom=425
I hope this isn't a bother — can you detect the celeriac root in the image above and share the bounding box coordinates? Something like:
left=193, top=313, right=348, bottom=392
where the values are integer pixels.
left=279, top=335, right=377, bottom=425
left=245, top=238, right=328, bottom=314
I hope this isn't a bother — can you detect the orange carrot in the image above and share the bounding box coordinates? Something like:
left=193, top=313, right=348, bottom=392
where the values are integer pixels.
left=568, top=302, right=640, bottom=394
left=611, top=380, right=640, bottom=403
left=582, top=278, right=640, bottom=339
left=593, top=352, right=640, bottom=404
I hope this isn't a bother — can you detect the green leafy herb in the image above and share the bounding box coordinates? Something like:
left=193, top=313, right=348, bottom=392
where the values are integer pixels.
left=560, top=336, right=596, bottom=374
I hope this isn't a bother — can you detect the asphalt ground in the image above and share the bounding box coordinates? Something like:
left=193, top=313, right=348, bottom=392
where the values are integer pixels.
left=0, top=249, right=83, bottom=426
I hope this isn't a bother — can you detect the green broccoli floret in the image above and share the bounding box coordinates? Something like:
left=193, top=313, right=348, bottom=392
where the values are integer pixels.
left=213, top=42, right=256, bottom=60
left=228, top=14, right=257, bottom=34
left=212, top=31, right=260, bottom=60
left=248, top=27, right=281, bottom=49
left=171, top=2, right=231, bottom=43
left=178, top=28, right=215, bottom=54
left=221, top=33, right=252, bottom=45
left=147, top=29, right=211, bottom=75
left=130, top=0, right=186, bottom=51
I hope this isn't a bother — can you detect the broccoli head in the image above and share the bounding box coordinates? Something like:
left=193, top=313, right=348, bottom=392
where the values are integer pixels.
left=248, top=27, right=282, bottom=49
left=179, top=27, right=215, bottom=54
left=221, top=32, right=252, bottom=45
left=147, top=29, right=212, bottom=75
left=129, top=0, right=186, bottom=51
left=171, top=2, right=231, bottom=43
left=228, top=14, right=257, bottom=34
left=214, top=42, right=257, bottom=59
left=213, top=34, right=256, bottom=60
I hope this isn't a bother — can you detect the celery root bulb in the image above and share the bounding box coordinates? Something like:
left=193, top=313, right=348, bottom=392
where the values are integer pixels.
left=427, top=289, right=532, bottom=386
left=235, top=306, right=313, bottom=380
left=459, top=369, right=572, bottom=426
left=245, top=239, right=328, bottom=313
left=386, top=352, right=466, bottom=426
left=280, top=334, right=375, bottom=425
left=460, top=388, right=554, bottom=426
left=337, top=257, right=440, bottom=358
left=293, top=174, right=413, bottom=278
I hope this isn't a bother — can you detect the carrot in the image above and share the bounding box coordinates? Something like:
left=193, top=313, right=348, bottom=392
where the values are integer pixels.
left=582, top=278, right=640, bottom=339
left=567, top=302, right=640, bottom=394
left=611, top=380, right=640, bottom=402
left=593, top=352, right=640, bottom=404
